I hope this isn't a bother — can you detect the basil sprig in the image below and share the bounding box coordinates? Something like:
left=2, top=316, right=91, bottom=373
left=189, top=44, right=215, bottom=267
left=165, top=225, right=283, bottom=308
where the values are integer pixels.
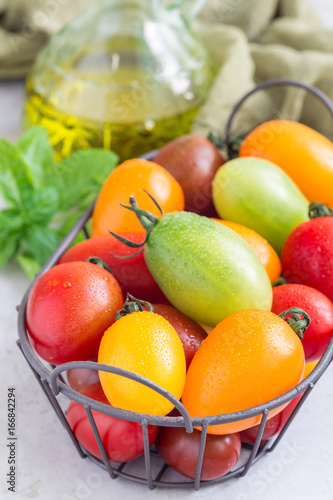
left=0, top=126, right=118, bottom=279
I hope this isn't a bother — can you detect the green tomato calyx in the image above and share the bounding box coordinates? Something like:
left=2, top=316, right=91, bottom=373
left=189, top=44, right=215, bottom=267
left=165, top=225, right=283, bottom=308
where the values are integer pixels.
left=86, top=256, right=114, bottom=274
left=108, top=192, right=163, bottom=256
left=278, top=307, right=311, bottom=340
left=115, top=293, right=154, bottom=320
left=309, top=202, right=333, bottom=219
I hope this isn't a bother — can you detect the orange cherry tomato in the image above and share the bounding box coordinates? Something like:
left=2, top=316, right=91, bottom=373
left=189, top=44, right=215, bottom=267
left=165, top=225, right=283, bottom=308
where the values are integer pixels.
left=181, top=309, right=305, bottom=435
left=213, top=219, right=281, bottom=283
left=239, top=120, right=333, bottom=209
left=240, top=359, right=318, bottom=445
left=91, top=159, right=185, bottom=236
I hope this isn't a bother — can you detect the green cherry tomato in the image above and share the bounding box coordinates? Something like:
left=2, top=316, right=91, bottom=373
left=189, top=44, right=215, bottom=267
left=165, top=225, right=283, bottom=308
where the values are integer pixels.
left=212, top=157, right=309, bottom=254
left=144, top=211, right=272, bottom=326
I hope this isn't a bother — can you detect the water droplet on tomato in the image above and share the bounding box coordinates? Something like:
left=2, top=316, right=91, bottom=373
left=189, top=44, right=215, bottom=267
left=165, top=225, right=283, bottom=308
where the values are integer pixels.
left=63, top=282, right=71, bottom=288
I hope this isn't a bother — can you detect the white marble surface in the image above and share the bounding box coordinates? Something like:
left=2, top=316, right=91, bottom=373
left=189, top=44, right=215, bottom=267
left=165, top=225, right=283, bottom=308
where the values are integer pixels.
left=1, top=1, right=333, bottom=499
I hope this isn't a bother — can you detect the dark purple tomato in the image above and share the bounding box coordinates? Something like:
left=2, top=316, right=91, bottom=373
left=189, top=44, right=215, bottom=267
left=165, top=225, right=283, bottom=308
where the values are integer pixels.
left=152, top=304, right=207, bottom=370
left=155, top=425, right=241, bottom=480
left=154, top=134, right=224, bottom=216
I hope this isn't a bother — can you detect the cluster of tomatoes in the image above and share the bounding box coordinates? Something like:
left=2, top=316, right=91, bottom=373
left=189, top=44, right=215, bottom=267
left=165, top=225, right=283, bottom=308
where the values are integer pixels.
left=26, top=120, right=333, bottom=481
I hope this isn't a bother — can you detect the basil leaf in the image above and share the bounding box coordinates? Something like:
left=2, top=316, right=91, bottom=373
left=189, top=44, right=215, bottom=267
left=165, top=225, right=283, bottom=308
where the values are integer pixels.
left=0, top=125, right=119, bottom=280
left=0, top=140, right=35, bottom=211
left=0, top=209, right=23, bottom=239
left=0, top=237, right=20, bottom=267
left=0, top=208, right=24, bottom=267
left=27, top=225, right=59, bottom=265
left=28, top=187, right=59, bottom=225
left=16, top=126, right=55, bottom=189
left=55, top=149, right=118, bottom=211
left=17, top=253, right=41, bottom=281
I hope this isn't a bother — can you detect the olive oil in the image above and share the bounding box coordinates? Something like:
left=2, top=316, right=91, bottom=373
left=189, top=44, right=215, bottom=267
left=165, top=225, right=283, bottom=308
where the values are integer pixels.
left=24, top=81, right=201, bottom=162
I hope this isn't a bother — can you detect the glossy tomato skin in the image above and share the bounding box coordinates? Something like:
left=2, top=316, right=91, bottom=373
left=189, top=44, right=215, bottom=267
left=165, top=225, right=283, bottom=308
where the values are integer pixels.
left=59, top=234, right=167, bottom=303
left=98, top=311, right=186, bottom=416
left=281, top=217, right=333, bottom=302
left=144, top=212, right=272, bottom=327
left=153, top=134, right=224, bottom=216
left=151, top=304, right=207, bottom=370
left=212, top=157, right=309, bottom=255
left=67, top=383, right=158, bottom=462
left=26, top=262, right=123, bottom=364
left=91, top=159, right=184, bottom=236
left=213, top=219, right=281, bottom=283
left=240, top=360, right=318, bottom=444
left=272, top=284, right=333, bottom=362
left=240, top=395, right=301, bottom=445
left=156, top=425, right=241, bottom=480
left=240, top=120, right=333, bottom=209
left=67, top=362, right=99, bottom=391
left=182, top=309, right=305, bottom=434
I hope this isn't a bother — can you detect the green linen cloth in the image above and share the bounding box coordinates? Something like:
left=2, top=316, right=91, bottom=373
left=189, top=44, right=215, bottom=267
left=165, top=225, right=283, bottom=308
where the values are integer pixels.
left=1, top=0, right=333, bottom=139
left=194, top=0, right=333, bottom=140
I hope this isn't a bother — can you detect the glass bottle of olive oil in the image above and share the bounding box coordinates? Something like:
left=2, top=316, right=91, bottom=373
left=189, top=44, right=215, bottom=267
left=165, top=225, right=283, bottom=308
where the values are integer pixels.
left=24, top=0, right=216, bottom=161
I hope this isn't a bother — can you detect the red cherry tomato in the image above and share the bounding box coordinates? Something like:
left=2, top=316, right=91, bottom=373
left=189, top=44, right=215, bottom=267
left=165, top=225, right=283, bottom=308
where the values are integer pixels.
left=26, top=262, right=123, bottom=364
left=67, top=383, right=158, bottom=462
left=59, top=234, right=167, bottom=303
left=67, top=361, right=99, bottom=391
left=281, top=216, right=333, bottom=301
left=151, top=304, right=207, bottom=370
left=271, top=284, right=333, bottom=362
left=156, top=425, right=241, bottom=480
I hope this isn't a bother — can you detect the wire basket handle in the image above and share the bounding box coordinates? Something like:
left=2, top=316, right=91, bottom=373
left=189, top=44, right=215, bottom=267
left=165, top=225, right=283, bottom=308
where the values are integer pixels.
left=50, top=360, right=193, bottom=433
left=225, top=78, right=333, bottom=158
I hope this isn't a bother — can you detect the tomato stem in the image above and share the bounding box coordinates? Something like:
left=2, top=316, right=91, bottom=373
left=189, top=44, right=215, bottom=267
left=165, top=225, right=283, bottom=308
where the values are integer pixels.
left=108, top=193, right=162, bottom=255
left=86, top=257, right=113, bottom=274
left=207, top=131, right=224, bottom=149
left=272, top=277, right=288, bottom=287
left=207, top=131, right=248, bottom=159
left=278, top=308, right=311, bottom=340
left=115, top=293, right=154, bottom=320
left=309, top=202, right=333, bottom=219
left=108, top=230, right=147, bottom=249
left=142, top=189, right=163, bottom=216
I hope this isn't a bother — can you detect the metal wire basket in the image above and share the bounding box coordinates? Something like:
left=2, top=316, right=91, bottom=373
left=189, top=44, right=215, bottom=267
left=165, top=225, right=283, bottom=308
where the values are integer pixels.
left=17, top=79, right=333, bottom=491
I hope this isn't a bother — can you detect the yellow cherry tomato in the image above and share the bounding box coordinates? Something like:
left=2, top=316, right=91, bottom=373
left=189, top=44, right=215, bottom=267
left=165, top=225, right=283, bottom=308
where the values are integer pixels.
left=98, top=311, right=186, bottom=416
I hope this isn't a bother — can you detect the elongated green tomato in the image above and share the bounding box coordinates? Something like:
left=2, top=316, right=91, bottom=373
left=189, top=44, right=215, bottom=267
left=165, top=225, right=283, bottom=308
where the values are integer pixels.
left=111, top=197, right=272, bottom=326
left=145, top=213, right=272, bottom=326
left=212, top=157, right=309, bottom=255
left=98, top=298, right=186, bottom=416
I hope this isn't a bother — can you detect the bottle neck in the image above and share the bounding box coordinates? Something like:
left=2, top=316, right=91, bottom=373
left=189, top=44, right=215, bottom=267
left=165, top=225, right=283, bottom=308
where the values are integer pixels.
left=92, top=0, right=160, bottom=14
